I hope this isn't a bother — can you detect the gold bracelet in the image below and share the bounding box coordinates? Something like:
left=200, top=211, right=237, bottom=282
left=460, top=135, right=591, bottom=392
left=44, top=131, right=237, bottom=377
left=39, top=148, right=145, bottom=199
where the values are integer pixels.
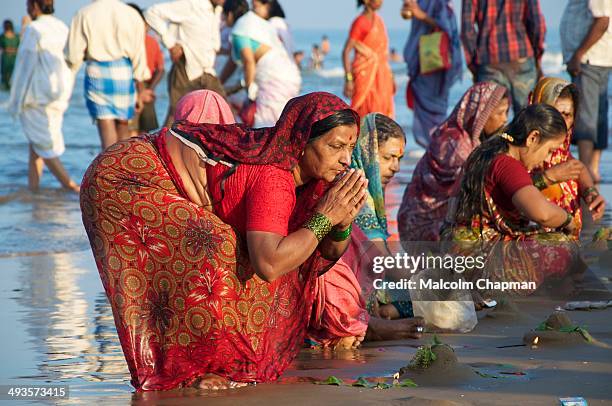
left=303, top=213, right=333, bottom=242
left=345, top=72, right=353, bottom=82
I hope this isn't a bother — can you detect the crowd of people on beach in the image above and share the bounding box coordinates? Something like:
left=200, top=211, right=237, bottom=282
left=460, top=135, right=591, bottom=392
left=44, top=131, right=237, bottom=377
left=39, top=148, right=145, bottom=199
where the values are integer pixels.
left=1, top=0, right=611, bottom=393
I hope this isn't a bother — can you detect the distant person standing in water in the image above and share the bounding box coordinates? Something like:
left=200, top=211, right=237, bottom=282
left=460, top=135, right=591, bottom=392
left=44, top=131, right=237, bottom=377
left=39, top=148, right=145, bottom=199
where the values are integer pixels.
left=321, top=35, right=330, bottom=55
left=343, top=0, right=394, bottom=119
left=145, top=0, right=227, bottom=127
left=66, top=0, right=150, bottom=150
left=0, top=20, right=20, bottom=90
left=402, top=0, right=462, bottom=148
left=128, top=3, right=165, bottom=135
left=310, top=44, right=323, bottom=70
left=7, top=0, right=78, bottom=192
left=561, top=0, right=612, bottom=183
left=461, top=0, right=546, bottom=115
left=389, top=48, right=402, bottom=63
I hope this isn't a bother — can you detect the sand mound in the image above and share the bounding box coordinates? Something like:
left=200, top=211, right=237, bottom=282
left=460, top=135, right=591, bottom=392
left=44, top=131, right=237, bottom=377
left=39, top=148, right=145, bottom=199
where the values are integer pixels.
left=484, top=298, right=532, bottom=322
left=523, top=312, right=592, bottom=346
left=399, top=344, right=474, bottom=386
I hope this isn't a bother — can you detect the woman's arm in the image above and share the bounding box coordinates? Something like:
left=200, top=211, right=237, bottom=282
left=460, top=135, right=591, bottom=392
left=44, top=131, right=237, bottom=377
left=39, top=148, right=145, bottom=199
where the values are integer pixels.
left=246, top=170, right=367, bottom=282
left=512, top=185, right=572, bottom=229
left=219, top=58, right=237, bottom=84
left=406, top=1, right=439, bottom=29
left=240, top=47, right=257, bottom=98
left=342, top=38, right=356, bottom=98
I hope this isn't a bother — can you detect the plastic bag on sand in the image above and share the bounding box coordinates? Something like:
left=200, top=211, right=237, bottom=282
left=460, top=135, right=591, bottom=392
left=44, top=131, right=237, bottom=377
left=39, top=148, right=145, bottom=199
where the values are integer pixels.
left=409, top=269, right=478, bottom=333
left=412, top=300, right=477, bottom=333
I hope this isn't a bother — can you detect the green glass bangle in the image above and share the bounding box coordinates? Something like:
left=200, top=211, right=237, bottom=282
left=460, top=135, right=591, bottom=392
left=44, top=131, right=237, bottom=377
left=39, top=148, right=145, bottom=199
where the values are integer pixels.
left=303, top=213, right=333, bottom=242
left=532, top=172, right=547, bottom=190
left=582, top=186, right=599, bottom=199
left=329, top=224, right=352, bottom=242
left=558, top=212, right=573, bottom=230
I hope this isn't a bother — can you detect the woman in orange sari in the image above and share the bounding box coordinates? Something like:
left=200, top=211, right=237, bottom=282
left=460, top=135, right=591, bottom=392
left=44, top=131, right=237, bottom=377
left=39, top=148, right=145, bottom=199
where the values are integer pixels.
left=528, top=77, right=605, bottom=238
left=343, top=0, right=394, bottom=118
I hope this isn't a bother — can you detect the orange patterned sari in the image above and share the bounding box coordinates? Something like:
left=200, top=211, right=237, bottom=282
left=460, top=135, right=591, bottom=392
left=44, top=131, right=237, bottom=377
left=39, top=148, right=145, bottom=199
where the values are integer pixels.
left=350, top=13, right=394, bottom=118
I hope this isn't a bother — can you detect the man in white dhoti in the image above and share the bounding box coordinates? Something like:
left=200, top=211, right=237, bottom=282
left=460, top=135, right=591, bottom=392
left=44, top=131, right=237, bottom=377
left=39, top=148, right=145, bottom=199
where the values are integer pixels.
left=6, top=0, right=79, bottom=192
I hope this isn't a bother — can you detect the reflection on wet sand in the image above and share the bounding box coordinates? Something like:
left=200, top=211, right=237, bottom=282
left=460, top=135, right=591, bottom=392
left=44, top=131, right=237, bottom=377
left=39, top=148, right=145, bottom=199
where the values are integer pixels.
left=13, top=252, right=129, bottom=392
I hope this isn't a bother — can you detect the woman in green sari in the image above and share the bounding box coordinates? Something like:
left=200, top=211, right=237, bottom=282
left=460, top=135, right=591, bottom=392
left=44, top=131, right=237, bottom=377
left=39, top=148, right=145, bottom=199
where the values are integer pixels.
left=0, top=20, right=20, bottom=90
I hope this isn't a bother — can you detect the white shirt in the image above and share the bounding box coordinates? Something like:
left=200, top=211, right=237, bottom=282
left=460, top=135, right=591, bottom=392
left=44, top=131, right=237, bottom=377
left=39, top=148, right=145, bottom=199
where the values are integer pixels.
left=65, top=0, right=150, bottom=81
left=560, top=0, right=612, bottom=67
left=7, top=15, right=74, bottom=115
left=145, top=0, right=221, bottom=80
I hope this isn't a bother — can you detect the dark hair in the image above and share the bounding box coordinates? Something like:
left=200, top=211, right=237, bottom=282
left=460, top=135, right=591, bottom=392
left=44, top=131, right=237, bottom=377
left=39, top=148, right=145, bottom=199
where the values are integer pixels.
left=357, top=0, right=365, bottom=7
left=455, top=104, right=567, bottom=225
left=557, top=83, right=580, bottom=123
left=127, top=3, right=144, bottom=21
left=223, top=0, right=249, bottom=20
left=375, top=114, right=405, bottom=144
left=33, top=0, right=54, bottom=14
left=3, top=20, right=14, bottom=32
left=310, top=109, right=358, bottom=140
left=257, top=0, right=286, bottom=18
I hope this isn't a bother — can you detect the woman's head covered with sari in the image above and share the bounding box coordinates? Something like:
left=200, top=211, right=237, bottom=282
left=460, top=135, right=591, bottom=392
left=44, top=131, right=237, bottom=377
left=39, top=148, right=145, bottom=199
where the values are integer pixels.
left=352, top=113, right=405, bottom=240
left=174, top=90, right=236, bottom=125
left=397, top=81, right=508, bottom=243
left=436, top=81, right=509, bottom=143
left=529, top=77, right=578, bottom=131
left=171, top=92, right=359, bottom=179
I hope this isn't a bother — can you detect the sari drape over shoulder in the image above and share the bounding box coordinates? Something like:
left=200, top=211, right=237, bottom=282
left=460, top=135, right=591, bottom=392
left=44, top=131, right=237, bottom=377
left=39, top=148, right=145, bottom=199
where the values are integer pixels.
left=444, top=155, right=580, bottom=295
left=528, top=77, right=582, bottom=238
left=349, top=14, right=394, bottom=118
left=398, top=82, right=507, bottom=243
left=80, top=92, right=357, bottom=390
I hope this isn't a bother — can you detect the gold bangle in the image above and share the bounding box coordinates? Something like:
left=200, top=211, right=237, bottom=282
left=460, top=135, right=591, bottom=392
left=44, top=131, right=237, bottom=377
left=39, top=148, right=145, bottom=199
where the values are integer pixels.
left=303, top=213, right=333, bottom=242
left=345, top=72, right=353, bottom=82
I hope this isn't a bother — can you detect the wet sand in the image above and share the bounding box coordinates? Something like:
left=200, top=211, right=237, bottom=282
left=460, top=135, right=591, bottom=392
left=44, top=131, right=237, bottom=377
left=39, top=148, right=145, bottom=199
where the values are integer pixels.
left=0, top=187, right=609, bottom=406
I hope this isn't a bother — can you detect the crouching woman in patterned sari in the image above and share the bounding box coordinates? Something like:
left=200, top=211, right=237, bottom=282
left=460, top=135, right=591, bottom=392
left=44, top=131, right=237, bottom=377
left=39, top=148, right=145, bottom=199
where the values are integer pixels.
left=80, top=91, right=367, bottom=391
left=443, top=104, right=583, bottom=295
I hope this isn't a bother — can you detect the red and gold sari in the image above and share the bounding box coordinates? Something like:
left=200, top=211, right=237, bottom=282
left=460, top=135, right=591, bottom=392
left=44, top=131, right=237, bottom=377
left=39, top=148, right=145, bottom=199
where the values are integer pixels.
left=529, top=77, right=582, bottom=238
left=80, top=92, right=357, bottom=390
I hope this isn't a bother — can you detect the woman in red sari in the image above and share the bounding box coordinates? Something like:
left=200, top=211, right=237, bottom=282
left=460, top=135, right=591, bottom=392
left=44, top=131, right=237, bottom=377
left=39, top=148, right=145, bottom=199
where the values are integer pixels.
left=528, top=77, right=605, bottom=238
left=80, top=91, right=367, bottom=391
left=343, top=0, right=394, bottom=118
left=444, top=104, right=583, bottom=294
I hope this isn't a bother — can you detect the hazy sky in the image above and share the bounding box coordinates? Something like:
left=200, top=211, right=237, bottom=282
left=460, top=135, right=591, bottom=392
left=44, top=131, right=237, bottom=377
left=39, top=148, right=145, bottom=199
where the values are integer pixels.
left=2, top=0, right=567, bottom=31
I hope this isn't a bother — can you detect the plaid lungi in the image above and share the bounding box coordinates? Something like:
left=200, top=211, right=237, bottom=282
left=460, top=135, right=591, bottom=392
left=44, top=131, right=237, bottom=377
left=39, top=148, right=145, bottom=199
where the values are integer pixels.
left=84, top=57, right=136, bottom=121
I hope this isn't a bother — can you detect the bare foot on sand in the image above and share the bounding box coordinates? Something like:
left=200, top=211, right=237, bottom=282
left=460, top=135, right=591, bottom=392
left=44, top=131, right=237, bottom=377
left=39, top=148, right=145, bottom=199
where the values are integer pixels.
left=64, top=181, right=80, bottom=193
left=366, top=316, right=425, bottom=341
left=333, top=333, right=365, bottom=350
left=195, top=374, right=248, bottom=390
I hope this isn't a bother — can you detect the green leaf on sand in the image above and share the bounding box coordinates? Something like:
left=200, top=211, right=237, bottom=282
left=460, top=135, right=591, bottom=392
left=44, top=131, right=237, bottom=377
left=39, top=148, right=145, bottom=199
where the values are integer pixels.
left=352, top=377, right=373, bottom=388
left=374, top=382, right=392, bottom=389
left=315, top=376, right=344, bottom=386
left=396, top=379, right=418, bottom=387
